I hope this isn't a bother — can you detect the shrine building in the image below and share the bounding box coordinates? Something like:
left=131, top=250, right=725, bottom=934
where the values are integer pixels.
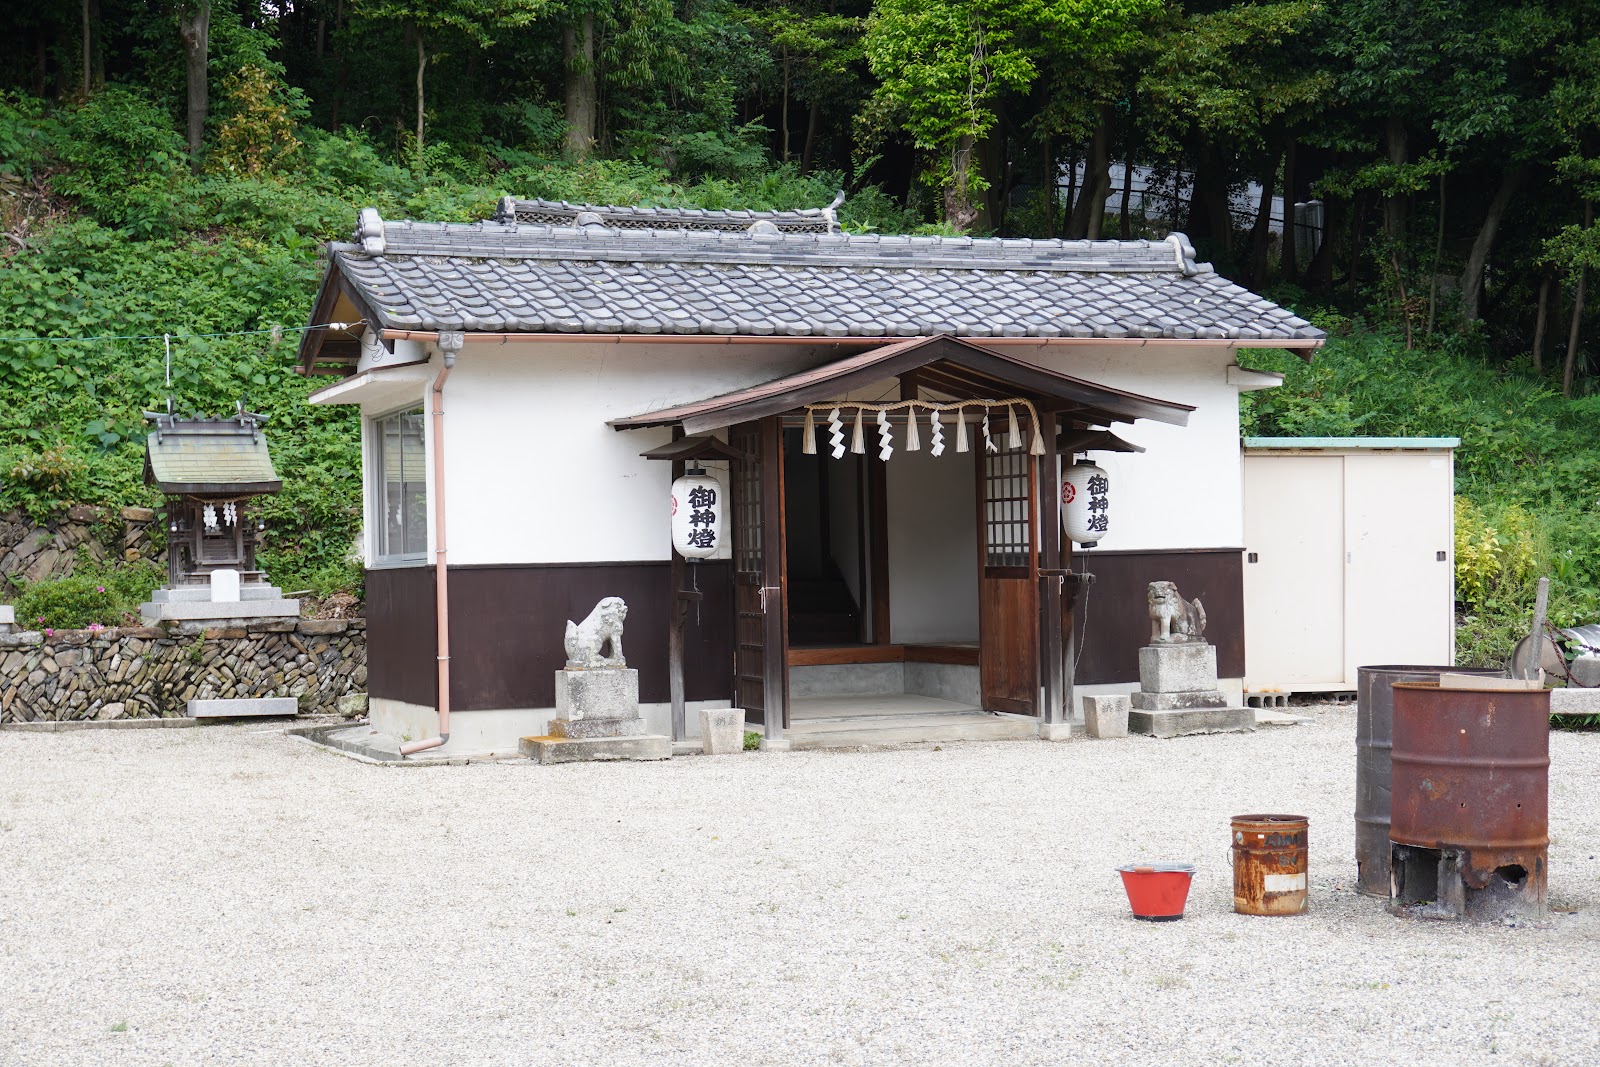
left=296, top=198, right=1324, bottom=755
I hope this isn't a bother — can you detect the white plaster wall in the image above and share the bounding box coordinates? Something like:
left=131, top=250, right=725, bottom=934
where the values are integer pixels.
left=440, top=342, right=833, bottom=565
left=352, top=340, right=1248, bottom=567
left=886, top=446, right=980, bottom=644
left=1009, top=344, right=1247, bottom=551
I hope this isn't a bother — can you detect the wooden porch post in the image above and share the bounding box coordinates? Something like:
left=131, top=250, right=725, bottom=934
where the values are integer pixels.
left=1037, top=412, right=1067, bottom=727
left=667, top=427, right=688, bottom=744
left=760, top=414, right=790, bottom=743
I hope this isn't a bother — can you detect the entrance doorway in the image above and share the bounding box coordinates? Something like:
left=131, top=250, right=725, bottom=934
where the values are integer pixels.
left=780, top=423, right=1040, bottom=723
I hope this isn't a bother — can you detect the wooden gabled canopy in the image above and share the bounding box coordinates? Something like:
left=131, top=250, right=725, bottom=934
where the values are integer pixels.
left=609, top=335, right=1193, bottom=435
left=638, top=435, right=752, bottom=463
left=1058, top=428, right=1146, bottom=454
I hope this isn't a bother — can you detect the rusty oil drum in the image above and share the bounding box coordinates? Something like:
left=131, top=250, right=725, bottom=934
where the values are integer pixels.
left=1390, top=681, right=1549, bottom=877
left=1355, top=665, right=1503, bottom=897
left=1231, top=814, right=1309, bottom=915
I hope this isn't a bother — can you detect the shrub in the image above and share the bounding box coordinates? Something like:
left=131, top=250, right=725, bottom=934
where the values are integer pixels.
left=13, top=560, right=163, bottom=630
left=51, top=87, right=190, bottom=238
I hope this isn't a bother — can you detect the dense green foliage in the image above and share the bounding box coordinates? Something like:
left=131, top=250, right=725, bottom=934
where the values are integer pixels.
left=14, top=558, right=163, bottom=629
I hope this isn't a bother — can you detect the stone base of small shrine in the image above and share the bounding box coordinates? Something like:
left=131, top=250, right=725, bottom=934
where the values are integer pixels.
left=521, top=666, right=670, bottom=763
left=1128, top=642, right=1254, bottom=738
left=140, top=582, right=299, bottom=624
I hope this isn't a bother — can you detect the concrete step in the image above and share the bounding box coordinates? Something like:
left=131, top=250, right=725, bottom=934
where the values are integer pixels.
left=786, top=712, right=1037, bottom=750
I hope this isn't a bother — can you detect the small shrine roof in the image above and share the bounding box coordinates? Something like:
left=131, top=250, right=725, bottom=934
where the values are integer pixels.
left=143, top=412, right=283, bottom=496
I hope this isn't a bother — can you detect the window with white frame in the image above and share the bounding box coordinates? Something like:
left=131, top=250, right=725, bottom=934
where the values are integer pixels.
left=372, top=407, right=427, bottom=561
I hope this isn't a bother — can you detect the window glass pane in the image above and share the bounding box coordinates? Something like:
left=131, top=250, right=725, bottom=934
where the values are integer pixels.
left=375, top=408, right=426, bottom=559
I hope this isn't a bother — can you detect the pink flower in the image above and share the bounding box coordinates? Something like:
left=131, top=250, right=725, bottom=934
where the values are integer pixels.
left=96, top=586, right=105, bottom=593
left=44, top=628, right=53, bottom=637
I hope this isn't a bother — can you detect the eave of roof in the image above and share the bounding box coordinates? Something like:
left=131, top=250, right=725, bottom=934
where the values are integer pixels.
left=297, top=209, right=1325, bottom=375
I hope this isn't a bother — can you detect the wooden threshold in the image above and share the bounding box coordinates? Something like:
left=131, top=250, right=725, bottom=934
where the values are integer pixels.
left=787, top=644, right=980, bottom=667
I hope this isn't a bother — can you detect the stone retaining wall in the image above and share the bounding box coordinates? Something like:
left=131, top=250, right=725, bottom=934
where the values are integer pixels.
left=0, top=506, right=163, bottom=593
left=0, top=619, right=365, bottom=723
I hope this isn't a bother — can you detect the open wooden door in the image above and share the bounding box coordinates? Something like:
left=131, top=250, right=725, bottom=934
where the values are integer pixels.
left=977, top=443, right=1039, bottom=715
left=730, top=418, right=789, bottom=734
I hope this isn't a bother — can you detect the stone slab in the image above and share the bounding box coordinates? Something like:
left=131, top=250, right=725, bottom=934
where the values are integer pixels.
left=0, top=605, right=14, bottom=628
left=1130, top=690, right=1229, bottom=711
left=550, top=716, right=648, bottom=740
left=1084, top=694, right=1131, bottom=738
left=554, top=667, right=640, bottom=721
left=188, top=697, right=299, bottom=718
left=699, top=707, right=745, bottom=754
left=1138, top=643, right=1219, bottom=694
left=152, top=584, right=286, bottom=604
left=140, top=599, right=300, bottom=622
left=519, top=734, right=671, bottom=763
left=1128, top=706, right=1255, bottom=738
left=1550, top=687, right=1600, bottom=714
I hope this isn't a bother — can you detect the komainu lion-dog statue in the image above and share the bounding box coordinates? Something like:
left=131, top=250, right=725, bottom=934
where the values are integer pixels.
left=1147, top=581, right=1206, bottom=644
left=565, top=596, right=628, bottom=669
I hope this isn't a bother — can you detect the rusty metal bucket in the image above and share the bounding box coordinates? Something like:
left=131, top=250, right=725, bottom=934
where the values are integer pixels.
left=1231, top=814, right=1309, bottom=916
left=1355, top=665, right=1503, bottom=897
left=1389, top=681, right=1550, bottom=921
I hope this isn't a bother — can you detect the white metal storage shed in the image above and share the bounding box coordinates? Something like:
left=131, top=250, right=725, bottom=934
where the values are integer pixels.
left=1241, top=437, right=1458, bottom=694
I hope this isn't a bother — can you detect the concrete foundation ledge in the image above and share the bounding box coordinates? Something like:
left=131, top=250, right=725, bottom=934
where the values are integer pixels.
left=1, top=717, right=198, bottom=732
left=1128, top=706, right=1255, bottom=738
left=521, top=734, right=672, bottom=764
left=286, top=723, right=523, bottom=766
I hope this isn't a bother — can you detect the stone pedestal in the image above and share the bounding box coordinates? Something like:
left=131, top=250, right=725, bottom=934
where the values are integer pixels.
left=1128, top=642, right=1254, bottom=738
left=521, top=667, right=670, bottom=763
left=699, top=708, right=745, bottom=754
left=1083, top=695, right=1130, bottom=739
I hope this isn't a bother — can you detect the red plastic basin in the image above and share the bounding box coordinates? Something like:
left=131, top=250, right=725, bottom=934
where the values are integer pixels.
left=1117, top=863, right=1196, bottom=921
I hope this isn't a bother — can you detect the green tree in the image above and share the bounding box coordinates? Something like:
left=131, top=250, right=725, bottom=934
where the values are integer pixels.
left=353, top=0, right=548, bottom=166
left=864, top=0, right=1157, bottom=230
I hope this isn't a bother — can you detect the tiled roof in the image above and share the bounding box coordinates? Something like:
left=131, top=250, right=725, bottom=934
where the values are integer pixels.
left=327, top=209, right=1324, bottom=342
left=492, top=196, right=841, bottom=233
left=144, top=415, right=282, bottom=495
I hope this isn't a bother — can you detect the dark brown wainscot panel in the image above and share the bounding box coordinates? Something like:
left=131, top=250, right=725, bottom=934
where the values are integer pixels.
left=446, top=561, right=733, bottom=711
left=364, top=565, right=439, bottom=707
left=1068, top=548, right=1244, bottom=686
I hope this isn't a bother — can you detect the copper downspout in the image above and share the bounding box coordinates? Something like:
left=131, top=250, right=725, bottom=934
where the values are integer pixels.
left=399, top=334, right=461, bottom=756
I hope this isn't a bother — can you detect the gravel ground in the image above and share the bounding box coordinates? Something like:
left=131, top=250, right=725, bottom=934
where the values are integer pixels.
left=2, top=706, right=1598, bottom=1067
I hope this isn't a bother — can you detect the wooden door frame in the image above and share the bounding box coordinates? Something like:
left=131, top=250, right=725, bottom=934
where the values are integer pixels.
left=1037, top=411, right=1067, bottom=724
left=975, top=437, right=1042, bottom=715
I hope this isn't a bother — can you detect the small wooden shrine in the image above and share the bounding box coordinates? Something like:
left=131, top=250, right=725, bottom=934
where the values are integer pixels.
left=143, top=406, right=283, bottom=587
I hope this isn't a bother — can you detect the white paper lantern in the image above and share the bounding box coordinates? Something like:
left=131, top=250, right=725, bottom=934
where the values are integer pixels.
left=671, top=472, right=725, bottom=559
left=1061, top=462, right=1110, bottom=545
